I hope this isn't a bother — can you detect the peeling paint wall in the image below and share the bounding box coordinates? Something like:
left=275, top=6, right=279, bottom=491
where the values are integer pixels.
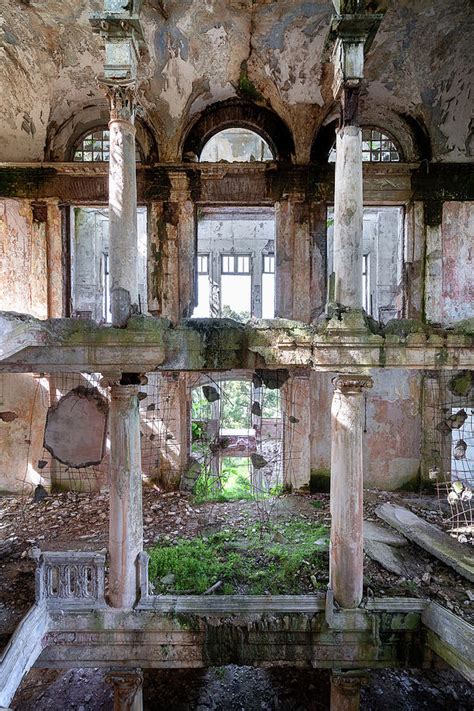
left=440, top=201, right=474, bottom=323
left=311, top=369, right=422, bottom=491
left=0, top=374, right=50, bottom=494
left=0, top=199, right=48, bottom=318
left=1, top=1, right=472, bottom=163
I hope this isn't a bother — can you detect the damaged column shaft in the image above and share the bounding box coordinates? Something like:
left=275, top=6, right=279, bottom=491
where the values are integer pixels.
left=330, top=672, right=362, bottom=711
left=330, top=374, right=372, bottom=608
left=109, top=383, right=143, bottom=608
left=106, top=82, right=139, bottom=327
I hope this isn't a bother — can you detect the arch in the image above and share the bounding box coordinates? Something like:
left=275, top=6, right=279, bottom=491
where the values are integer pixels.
left=45, top=104, right=159, bottom=163
left=200, top=128, right=274, bottom=163
left=181, top=100, right=295, bottom=162
left=71, top=127, right=144, bottom=163
left=311, top=108, right=431, bottom=163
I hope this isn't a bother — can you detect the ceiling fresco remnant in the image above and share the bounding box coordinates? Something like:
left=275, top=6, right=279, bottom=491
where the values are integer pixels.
left=0, top=1, right=472, bottom=163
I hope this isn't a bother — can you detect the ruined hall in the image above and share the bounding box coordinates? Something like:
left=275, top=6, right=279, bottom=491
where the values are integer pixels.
left=0, top=0, right=473, bottom=709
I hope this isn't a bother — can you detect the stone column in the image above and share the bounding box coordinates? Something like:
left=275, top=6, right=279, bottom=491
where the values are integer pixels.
left=332, top=126, right=363, bottom=308
left=329, top=374, right=372, bottom=608
left=109, top=383, right=143, bottom=608
left=330, top=673, right=362, bottom=711
left=275, top=191, right=312, bottom=322
left=147, top=173, right=195, bottom=322
left=103, top=81, right=139, bottom=327
left=106, top=669, right=143, bottom=711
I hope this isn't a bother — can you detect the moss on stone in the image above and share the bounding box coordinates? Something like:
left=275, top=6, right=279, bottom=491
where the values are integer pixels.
left=238, top=63, right=264, bottom=102
left=448, top=370, right=473, bottom=397
left=384, top=319, right=429, bottom=338
left=310, top=468, right=330, bottom=493
left=453, top=318, right=474, bottom=337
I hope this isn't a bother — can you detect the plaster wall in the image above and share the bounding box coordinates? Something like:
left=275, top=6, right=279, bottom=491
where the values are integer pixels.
left=0, top=374, right=50, bottom=494
left=310, top=369, right=422, bottom=490
left=439, top=201, right=474, bottom=324
left=0, top=1, right=472, bottom=163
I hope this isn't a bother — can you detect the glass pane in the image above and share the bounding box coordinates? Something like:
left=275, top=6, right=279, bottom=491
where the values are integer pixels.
left=372, top=130, right=381, bottom=139
left=222, top=255, right=233, bottom=273
left=82, top=152, right=92, bottom=161
left=362, top=151, right=370, bottom=161
left=237, top=255, right=250, bottom=273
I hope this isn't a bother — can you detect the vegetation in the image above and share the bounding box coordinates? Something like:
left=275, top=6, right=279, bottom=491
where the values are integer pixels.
left=147, top=520, right=329, bottom=595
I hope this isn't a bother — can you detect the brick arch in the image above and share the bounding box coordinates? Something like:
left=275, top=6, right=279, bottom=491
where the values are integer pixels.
left=181, top=100, right=295, bottom=162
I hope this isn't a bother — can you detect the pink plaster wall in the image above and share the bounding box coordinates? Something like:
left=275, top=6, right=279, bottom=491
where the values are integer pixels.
left=441, top=201, right=474, bottom=323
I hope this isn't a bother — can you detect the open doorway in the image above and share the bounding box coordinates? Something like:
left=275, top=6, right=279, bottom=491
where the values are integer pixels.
left=327, top=206, right=404, bottom=323
left=193, top=207, right=276, bottom=320
left=190, top=376, right=283, bottom=500
left=70, top=207, right=148, bottom=322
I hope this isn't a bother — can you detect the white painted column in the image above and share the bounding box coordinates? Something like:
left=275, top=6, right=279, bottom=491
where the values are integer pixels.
left=106, top=669, right=143, bottom=711
left=333, top=126, right=363, bottom=309
left=329, top=374, right=372, bottom=608
left=330, top=673, right=362, bottom=711
left=104, top=82, right=139, bottom=327
left=109, top=383, right=143, bottom=608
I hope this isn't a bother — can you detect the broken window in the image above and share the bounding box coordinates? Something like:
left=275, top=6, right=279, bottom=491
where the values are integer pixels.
left=328, top=128, right=401, bottom=163
left=73, top=129, right=142, bottom=162
left=200, top=128, right=274, bottom=162
left=327, top=206, right=404, bottom=323
left=70, top=207, right=148, bottom=322
left=193, top=207, right=276, bottom=321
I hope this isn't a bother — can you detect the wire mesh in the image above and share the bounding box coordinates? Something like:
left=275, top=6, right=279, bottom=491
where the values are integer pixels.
left=424, top=370, right=474, bottom=542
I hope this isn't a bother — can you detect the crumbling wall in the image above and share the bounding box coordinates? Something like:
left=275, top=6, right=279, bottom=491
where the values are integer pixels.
left=440, top=202, right=474, bottom=323
left=0, top=374, right=50, bottom=494
left=310, top=369, right=422, bottom=491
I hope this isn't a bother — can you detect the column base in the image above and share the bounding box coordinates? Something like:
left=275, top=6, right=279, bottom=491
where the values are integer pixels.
left=324, top=306, right=376, bottom=335
left=106, top=669, right=143, bottom=711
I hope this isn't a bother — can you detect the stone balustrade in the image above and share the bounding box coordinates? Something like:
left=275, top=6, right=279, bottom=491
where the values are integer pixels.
left=35, top=551, right=106, bottom=609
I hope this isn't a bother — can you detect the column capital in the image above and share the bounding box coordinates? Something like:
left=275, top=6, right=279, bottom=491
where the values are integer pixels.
left=100, top=79, right=138, bottom=124
left=105, top=669, right=143, bottom=707
left=332, top=373, right=373, bottom=393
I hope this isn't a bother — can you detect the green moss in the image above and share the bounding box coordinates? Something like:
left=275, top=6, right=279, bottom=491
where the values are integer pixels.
left=384, top=319, right=429, bottom=338
left=310, top=468, right=330, bottom=493
left=448, top=370, right=473, bottom=397
left=147, top=520, right=329, bottom=595
left=238, top=63, right=264, bottom=102
left=453, top=318, right=474, bottom=337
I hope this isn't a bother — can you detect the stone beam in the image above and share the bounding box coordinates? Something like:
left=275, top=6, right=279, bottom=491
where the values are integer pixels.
left=0, top=313, right=472, bottom=374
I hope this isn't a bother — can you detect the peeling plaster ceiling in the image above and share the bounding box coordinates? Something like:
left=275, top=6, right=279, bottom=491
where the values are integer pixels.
left=0, top=0, right=472, bottom=162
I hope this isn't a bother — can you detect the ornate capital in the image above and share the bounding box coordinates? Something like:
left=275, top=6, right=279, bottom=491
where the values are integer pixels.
left=100, top=79, right=138, bottom=123
left=332, top=373, right=373, bottom=393
left=331, top=673, right=363, bottom=696
left=105, top=669, right=143, bottom=708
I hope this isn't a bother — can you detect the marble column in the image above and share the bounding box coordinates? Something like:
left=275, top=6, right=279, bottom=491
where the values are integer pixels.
left=330, top=672, right=362, bottom=711
left=329, top=374, right=372, bottom=608
left=109, top=383, right=143, bottom=608
left=104, top=81, right=139, bottom=327
left=332, top=126, right=363, bottom=309
left=106, top=669, right=143, bottom=711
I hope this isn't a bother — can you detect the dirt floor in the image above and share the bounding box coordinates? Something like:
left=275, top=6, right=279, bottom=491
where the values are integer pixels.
left=1, top=487, right=473, bottom=708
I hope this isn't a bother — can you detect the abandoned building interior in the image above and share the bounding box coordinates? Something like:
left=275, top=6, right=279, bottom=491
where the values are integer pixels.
left=0, top=0, right=473, bottom=709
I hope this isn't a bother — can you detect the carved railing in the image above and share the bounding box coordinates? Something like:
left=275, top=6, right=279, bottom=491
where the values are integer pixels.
left=35, top=551, right=106, bottom=609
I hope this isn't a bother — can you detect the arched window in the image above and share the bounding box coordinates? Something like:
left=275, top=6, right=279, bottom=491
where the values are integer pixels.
left=73, top=128, right=143, bottom=162
left=328, top=127, right=401, bottom=163
left=200, top=128, right=274, bottom=162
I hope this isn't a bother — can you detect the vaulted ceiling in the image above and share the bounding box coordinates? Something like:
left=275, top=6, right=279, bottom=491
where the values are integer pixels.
left=0, top=0, right=472, bottom=162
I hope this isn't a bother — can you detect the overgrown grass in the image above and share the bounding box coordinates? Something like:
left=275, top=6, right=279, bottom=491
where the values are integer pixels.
left=147, top=520, right=329, bottom=595
left=193, top=459, right=254, bottom=503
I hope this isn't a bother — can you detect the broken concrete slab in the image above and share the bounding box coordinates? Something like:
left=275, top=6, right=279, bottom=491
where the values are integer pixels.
left=43, top=386, right=108, bottom=468
left=363, top=520, right=407, bottom=547
left=364, top=539, right=424, bottom=578
left=376, top=503, right=474, bottom=583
